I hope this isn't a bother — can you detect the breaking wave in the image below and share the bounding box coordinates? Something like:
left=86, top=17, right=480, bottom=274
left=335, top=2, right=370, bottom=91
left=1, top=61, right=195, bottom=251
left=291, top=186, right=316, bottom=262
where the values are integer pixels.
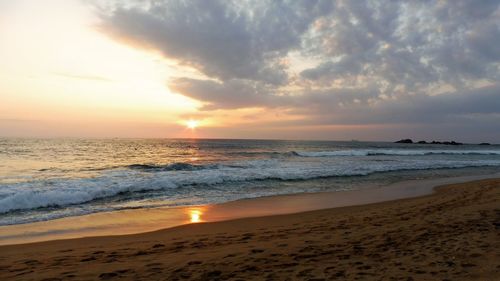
left=293, top=149, right=500, bottom=157
left=1, top=158, right=500, bottom=214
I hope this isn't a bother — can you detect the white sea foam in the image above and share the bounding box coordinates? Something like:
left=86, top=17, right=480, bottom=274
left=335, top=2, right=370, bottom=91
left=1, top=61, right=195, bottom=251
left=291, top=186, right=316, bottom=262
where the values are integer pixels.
left=1, top=158, right=500, bottom=214
left=295, top=149, right=500, bottom=157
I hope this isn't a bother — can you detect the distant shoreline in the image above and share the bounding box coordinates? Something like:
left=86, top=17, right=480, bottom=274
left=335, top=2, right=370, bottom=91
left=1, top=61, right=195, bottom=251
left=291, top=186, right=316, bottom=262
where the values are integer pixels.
left=394, top=138, right=493, bottom=145
left=1, top=136, right=498, bottom=145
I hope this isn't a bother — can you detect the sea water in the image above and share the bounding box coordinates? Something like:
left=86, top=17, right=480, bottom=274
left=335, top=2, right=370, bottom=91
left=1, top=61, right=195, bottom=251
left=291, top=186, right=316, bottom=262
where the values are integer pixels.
left=1, top=138, right=499, bottom=225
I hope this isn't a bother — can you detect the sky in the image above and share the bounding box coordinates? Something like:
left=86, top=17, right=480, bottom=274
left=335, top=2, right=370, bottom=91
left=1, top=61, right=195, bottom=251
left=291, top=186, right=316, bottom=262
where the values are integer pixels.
left=0, top=0, right=499, bottom=142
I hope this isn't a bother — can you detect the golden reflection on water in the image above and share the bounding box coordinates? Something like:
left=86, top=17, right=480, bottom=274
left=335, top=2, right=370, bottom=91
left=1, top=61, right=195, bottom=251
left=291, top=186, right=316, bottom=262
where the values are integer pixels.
left=188, top=208, right=203, bottom=223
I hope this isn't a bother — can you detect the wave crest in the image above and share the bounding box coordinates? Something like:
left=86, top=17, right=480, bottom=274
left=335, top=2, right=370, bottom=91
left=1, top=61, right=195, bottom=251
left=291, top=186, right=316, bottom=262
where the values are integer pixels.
left=1, top=159, right=500, bottom=214
left=294, top=149, right=500, bottom=157
left=127, top=162, right=214, bottom=171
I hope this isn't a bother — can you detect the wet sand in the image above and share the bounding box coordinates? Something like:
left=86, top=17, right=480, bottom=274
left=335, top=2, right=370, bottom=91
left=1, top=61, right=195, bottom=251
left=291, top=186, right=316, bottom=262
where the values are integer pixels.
left=0, top=178, right=499, bottom=280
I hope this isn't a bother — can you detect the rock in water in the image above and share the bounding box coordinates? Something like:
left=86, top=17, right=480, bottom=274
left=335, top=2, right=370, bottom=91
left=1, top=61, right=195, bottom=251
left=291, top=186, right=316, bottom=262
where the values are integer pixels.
left=395, top=139, right=413, bottom=144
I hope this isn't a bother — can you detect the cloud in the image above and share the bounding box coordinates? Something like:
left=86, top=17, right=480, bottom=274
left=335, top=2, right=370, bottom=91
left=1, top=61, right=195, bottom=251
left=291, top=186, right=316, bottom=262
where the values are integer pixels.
left=97, top=0, right=500, bottom=139
left=293, top=84, right=500, bottom=126
left=99, top=0, right=334, bottom=85
left=168, top=78, right=278, bottom=110
left=300, top=1, right=500, bottom=90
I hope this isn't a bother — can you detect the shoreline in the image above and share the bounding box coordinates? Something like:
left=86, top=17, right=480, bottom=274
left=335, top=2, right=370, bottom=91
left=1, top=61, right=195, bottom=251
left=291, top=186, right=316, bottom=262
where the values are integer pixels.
left=1, top=172, right=499, bottom=246
left=0, top=177, right=498, bottom=280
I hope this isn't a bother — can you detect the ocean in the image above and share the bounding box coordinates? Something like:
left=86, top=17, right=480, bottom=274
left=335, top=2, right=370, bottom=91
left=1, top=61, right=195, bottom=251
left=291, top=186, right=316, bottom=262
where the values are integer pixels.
left=1, top=138, right=500, bottom=226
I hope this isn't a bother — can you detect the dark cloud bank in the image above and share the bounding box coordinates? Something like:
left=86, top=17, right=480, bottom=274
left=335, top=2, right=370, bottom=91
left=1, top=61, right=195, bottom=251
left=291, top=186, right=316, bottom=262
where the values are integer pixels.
left=97, top=0, right=500, bottom=140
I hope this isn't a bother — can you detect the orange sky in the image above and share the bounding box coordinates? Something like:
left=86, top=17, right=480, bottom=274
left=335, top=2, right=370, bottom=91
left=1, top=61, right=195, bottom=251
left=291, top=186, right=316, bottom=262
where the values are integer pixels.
left=0, top=0, right=201, bottom=138
left=1, top=0, right=499, bottom=142
left=0, top=0, right=310, bottom=139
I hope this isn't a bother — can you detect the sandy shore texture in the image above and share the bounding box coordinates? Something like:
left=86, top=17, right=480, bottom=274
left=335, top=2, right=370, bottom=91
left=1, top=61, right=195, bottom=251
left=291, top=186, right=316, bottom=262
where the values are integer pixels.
left=0, top=178, right=499, bottom=280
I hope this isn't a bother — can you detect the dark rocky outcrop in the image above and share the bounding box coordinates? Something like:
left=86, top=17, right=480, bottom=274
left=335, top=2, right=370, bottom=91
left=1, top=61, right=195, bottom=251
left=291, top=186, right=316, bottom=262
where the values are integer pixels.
left=442, top=141, right=463, bottom=145
left=395, top=139, right=413, bottom=144
left=479, top=143, right=491, bottom=145
left=397, top=140, right=465, bottom=145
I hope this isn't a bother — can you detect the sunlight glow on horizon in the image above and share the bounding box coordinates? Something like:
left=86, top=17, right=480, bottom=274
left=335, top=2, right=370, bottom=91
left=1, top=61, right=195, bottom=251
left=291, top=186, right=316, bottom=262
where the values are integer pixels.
left=186, top=120, right=200, bottom=130
left=0, top=0, right=200, bottom=136
left=1, top=1, right=497, bottom=142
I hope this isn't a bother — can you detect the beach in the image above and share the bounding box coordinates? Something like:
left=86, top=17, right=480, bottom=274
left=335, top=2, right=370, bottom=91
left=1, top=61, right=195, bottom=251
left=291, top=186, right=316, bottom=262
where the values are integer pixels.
left=2, top=0, right=500, bottom=279
left=1, top=178, right=498, bottom=280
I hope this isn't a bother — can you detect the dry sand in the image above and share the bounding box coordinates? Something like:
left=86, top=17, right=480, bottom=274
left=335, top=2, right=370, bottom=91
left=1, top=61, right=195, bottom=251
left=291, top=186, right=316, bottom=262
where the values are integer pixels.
left=0, top=179, right=499, bottom=280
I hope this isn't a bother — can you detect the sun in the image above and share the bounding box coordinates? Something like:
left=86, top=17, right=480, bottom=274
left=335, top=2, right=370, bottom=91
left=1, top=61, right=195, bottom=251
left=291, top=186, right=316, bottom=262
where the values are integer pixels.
left=186, top=119, right=199, bottom=129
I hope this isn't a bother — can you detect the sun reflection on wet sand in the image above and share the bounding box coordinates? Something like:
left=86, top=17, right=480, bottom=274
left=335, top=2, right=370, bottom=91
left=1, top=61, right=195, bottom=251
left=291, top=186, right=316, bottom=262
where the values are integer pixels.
left=189, top=209, right=203, bottom=223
